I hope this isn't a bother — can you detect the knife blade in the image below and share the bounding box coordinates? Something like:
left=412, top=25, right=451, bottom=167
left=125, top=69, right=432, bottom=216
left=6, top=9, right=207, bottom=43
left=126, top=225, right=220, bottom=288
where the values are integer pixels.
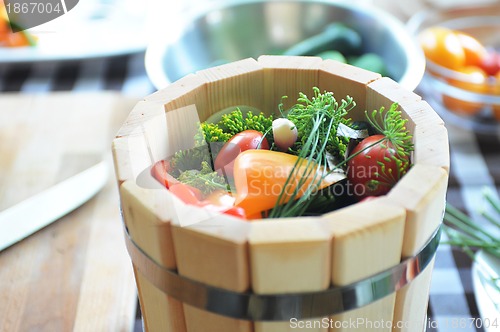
left=0, top=161, right=108, bottom=251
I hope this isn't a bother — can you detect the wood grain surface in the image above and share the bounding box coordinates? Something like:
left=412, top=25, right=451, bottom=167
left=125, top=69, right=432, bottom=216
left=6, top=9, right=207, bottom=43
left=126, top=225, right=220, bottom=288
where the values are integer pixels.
left=0, top=92, right=139, bottom=332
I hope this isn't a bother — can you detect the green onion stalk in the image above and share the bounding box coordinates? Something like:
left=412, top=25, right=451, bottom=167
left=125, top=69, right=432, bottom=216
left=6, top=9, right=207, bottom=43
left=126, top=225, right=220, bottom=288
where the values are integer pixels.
left=443, top=189, right=500, bottom=293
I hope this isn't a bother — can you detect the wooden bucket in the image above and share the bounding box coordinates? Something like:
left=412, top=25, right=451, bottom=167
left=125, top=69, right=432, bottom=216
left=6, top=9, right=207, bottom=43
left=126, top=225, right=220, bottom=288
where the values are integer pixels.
left=112, top=56, right=449, bottom=332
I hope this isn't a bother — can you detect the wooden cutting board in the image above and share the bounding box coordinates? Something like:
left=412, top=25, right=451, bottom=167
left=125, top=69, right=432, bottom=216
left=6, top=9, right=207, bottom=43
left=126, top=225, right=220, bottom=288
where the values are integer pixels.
left=0, top=92, right=140, bottom=332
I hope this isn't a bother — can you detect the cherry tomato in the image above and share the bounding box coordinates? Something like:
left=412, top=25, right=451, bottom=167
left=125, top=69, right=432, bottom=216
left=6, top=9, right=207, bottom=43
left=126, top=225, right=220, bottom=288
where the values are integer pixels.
left=418, top=27, right=465, bottom=70
left=455, top=32, right=487, bottom=67
left=216, top=205, right=247, bottom=219
left=360, top=196, right=378, bottom=203
left=214, top=130, right=269, bottom=179
left=169, top=183, right=202, bottom=205
left=196, top=200, right=248, bottom=219
left=203, top=189, right=236, bottom=206
left=478, top=50, right=500, bottom=76
left=151, top=159, right=179, bottom=188
left=347, top=134, right=410, bottom=199
left=442, top=66, right=488, bottom=116
left=4, top=31, right=31, bottom=47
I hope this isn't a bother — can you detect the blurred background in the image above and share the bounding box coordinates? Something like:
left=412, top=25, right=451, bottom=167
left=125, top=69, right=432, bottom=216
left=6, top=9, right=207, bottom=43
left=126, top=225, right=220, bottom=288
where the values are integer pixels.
left=0, top=0, right=499, bottom=331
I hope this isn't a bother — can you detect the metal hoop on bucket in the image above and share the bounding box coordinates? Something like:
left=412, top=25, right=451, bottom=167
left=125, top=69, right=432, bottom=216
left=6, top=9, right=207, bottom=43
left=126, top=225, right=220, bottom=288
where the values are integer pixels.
left=124, top=225, right=441, bottom=321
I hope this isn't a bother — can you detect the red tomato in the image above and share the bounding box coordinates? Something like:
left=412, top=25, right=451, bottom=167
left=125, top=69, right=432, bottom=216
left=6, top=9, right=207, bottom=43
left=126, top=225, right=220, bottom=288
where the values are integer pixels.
left=347, top=135, right=410, bottom=199
left=196, top=201, right=248, bottom=219
left=151, top=159, right=179, bottom=188
left=217, top=206, right=247, bottom=219
left=360, top=196, right=378, bottom=203
left=478, top=51, right=500, bottom=76
left=418, top=27, right=465, bottom=70
left=196, top=190, right=247, bottom=219
left=169, top=183, right=202, bottom=205
left=202, top=189, right=235, bottom=205
left=214, top=130, right=269, bottom=179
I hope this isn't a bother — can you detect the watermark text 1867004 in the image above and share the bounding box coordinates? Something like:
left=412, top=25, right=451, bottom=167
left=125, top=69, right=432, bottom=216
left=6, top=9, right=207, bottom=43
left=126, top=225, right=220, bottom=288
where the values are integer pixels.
left=4, top=0, right=79, bottom=32
left=289, top=317, right=500, bottom=330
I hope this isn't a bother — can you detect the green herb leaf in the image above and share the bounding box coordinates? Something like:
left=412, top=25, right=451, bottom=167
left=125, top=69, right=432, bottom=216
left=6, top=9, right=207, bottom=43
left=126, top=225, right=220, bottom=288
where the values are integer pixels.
left=177, top=161, right=228, bottom=195
left=364, top=103, right=413, bottom=157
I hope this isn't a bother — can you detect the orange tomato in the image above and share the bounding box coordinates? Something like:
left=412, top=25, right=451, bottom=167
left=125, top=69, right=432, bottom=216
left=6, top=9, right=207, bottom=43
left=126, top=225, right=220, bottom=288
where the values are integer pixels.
left=442, top=66, right=488, bottom=116
left=0, top=14, right=35, bottom=47
left=419, top=27, right=465, bottom=70
left=455, top=31, right=487, bottom=67
left=2, top=30, right=31, bottom=47
left=0, top=19, right=9, bottom=34
left=493, top=107, right=500, bottom=121
left=0, top=18, right=10, bottom=45
left=493, top=72, right=500, bottom=121
left=489, top=71, right=500, bottom=95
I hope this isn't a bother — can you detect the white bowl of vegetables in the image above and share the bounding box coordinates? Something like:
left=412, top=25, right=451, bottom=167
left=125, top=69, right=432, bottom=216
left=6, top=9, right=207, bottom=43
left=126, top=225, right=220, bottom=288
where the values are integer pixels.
left=113, top=55, right=448, bottom=331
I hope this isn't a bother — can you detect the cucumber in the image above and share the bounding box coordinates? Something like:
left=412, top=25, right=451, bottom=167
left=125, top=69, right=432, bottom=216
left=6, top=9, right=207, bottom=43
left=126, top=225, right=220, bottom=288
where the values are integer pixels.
left=315, top=50, right=346, bottom=63
left=349, top=53, right=387, bottom=76
left=282, top=23, right=362, bottom=56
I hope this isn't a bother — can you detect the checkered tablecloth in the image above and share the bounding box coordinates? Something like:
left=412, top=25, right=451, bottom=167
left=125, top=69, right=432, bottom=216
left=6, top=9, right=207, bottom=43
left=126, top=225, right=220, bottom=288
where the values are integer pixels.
left=1, top=54, right=497, bottom=331
left=428, top=122, right=500, bottom=332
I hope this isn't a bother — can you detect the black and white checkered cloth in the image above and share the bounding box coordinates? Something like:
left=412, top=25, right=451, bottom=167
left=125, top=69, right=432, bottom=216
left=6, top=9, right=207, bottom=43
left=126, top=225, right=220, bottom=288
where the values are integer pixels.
left=0, top=53, right=155, bottom=96
left=1, top=53, right=497, bottom=331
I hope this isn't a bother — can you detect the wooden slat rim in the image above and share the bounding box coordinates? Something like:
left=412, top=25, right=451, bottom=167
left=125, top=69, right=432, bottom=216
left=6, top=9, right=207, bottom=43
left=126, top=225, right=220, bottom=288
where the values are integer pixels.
left=113, top=56, right=449, bottom=257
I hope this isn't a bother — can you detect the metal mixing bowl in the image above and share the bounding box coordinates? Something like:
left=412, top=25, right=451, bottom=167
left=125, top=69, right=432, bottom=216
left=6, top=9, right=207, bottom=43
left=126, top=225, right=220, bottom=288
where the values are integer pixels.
left=145, top=0, right=425, bottom=90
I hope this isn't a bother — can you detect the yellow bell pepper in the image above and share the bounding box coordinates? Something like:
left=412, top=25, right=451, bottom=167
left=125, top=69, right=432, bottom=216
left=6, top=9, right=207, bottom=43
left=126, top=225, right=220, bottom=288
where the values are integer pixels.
left=233, top=150, right=343, bottom=216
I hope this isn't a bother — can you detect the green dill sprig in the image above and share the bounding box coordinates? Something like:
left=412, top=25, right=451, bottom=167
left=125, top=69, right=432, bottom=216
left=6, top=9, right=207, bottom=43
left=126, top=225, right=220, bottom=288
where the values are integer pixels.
left=365, top=103, right=413, bottom=158
left=285, top=87, right=355, bottom=162
left=177, top=161, right=228, bottom=195
left=366, top=156, right=410, bottom=193
left=444, top=190, right=500, bottom=259
left=269, top=89, right=342, bottom=218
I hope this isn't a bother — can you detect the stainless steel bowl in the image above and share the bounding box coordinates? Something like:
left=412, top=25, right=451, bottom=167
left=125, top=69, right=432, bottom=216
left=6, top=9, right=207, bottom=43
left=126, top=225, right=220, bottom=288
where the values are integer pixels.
left=146, top=0, right=425, bottom=90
